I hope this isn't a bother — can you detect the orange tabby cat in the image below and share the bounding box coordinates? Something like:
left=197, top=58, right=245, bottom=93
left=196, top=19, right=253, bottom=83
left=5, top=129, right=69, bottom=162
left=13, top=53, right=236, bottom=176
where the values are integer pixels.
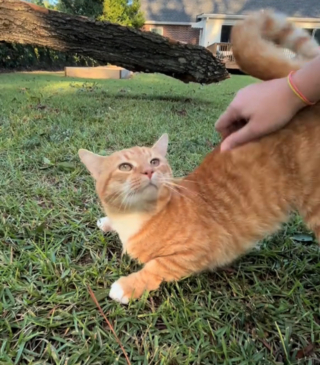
left=79, top=10, right=320, bottom=304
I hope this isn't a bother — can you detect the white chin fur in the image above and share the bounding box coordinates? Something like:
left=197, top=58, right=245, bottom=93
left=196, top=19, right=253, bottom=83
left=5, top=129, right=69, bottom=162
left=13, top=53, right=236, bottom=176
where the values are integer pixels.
left=109, top=282, right=129, bottom=304
left=125, top=185, right=158, bottom=206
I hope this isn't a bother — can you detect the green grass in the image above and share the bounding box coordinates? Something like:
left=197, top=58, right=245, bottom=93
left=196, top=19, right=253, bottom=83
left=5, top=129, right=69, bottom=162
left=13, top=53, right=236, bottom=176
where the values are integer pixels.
left=0, top=71, right=320, bottom=365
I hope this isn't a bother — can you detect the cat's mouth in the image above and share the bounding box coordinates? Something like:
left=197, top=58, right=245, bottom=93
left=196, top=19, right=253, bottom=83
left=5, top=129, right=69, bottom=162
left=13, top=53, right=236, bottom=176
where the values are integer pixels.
left=141, top=181, right=158, bottom=191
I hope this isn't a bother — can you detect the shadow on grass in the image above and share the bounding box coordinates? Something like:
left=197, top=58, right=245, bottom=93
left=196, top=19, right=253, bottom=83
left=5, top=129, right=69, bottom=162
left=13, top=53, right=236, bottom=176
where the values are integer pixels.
left=1, top=74, right=216, bottom=105
left=101, top=93, right=214, bottom=104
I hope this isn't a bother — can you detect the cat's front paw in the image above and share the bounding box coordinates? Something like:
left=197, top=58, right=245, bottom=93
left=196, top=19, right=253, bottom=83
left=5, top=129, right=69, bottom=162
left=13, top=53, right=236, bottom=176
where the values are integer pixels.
left=109, top=275, right=144, bottom=305
left=109, top=281, right=130, bottom=305
left=97, top=217, right=113, bottom=233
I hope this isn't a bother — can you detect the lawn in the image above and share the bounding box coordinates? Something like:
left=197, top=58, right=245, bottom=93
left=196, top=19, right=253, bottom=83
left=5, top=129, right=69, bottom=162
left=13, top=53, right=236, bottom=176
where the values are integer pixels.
left=0, top=71, right=319, bottom=365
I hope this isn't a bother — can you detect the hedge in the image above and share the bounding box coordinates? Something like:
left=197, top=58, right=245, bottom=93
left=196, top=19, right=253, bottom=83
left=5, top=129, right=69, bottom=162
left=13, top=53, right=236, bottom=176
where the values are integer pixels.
left=0, top=42, right=100, bottom=72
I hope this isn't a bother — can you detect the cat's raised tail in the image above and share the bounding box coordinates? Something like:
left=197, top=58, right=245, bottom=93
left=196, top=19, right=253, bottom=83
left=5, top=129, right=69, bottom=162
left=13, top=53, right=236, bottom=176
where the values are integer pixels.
left=231, top=9, right=320, bottom=81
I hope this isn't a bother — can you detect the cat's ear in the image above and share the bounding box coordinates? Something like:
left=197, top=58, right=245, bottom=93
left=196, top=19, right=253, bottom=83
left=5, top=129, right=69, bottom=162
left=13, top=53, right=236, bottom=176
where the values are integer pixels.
left=152, top=133, right=168, bottom=156
left=78, top=149, right=105, bottom=180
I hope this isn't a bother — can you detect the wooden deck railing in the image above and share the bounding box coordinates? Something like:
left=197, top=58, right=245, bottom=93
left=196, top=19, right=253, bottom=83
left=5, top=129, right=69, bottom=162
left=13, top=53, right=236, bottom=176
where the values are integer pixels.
left=208, top=42, right=296, bottom=70
left=207, top=43, right=237, bottom=69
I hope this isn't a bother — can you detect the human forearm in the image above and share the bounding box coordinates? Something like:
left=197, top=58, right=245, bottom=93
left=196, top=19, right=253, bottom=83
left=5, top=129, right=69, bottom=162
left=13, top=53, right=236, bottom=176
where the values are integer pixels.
left=291, top=55, right=320, bottom=105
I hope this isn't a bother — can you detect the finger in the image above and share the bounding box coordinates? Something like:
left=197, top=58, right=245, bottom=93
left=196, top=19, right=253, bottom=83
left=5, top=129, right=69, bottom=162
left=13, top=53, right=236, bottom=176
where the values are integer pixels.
left=215, top=106, right=240, bottom=132
left=220, top=119, right=248, bottom=141
left=220, top=123, right=257, bottom=152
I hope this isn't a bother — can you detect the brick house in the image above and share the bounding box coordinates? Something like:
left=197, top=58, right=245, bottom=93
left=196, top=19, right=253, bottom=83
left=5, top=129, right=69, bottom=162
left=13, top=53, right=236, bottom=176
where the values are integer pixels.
left=140, top=0, right=201, bottom=45
left=140, top=0, right=320, bottom=47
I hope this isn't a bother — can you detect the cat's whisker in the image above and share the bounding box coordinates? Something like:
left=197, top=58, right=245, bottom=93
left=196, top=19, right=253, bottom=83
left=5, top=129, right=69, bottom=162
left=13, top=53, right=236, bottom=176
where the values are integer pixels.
left=162, top=182, right=196, bottom=203
left=175, top=177, right=215, bottom=188
left=105, top=190, right=124, bottom=206
left=120, top=190, right=131, bottom=212
left=124, top=192, right=133, bottom=211
left=122, top=187, right=139, bottom=212
left=160, top=177, right=210, bottom=201
left=159, top=177, right=202, bottom=200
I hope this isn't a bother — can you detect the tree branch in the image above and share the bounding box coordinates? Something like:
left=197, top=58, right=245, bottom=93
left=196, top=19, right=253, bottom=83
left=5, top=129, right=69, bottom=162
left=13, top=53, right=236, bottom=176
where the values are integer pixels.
left=0, top=0, right=229, bottom=84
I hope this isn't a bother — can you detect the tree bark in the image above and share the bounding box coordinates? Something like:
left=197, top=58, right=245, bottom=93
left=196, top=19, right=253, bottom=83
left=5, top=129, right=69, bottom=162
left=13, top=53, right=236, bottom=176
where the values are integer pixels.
left=0, top=0, right=229, bottom=84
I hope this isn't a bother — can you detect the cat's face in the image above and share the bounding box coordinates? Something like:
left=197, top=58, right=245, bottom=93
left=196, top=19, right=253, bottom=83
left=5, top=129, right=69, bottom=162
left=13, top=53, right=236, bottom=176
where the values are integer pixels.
left=79, top=134, right=172, bottom=211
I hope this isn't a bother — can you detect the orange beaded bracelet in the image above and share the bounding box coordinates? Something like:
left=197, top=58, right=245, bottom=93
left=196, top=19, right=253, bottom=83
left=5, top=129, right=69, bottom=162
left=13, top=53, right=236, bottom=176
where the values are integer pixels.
left=287, top=71, right=316, bottom=106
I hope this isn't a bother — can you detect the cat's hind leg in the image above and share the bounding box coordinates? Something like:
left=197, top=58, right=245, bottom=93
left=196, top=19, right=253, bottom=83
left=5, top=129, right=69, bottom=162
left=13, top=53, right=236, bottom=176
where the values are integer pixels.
left=97, top=217, right=113, bottom=233
left=299, top=204, right=320, bottom=244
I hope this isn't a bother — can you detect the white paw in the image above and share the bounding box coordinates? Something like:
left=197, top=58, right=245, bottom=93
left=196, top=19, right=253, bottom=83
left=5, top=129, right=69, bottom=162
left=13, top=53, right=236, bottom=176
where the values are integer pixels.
left=97, top=217, right=112, bottom=232
left=109, top=282, right=129, bottom=304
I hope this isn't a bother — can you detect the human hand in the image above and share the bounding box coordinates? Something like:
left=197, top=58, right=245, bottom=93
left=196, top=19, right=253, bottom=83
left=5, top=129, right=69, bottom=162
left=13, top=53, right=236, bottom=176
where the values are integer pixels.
left=215, top=77, right=306, bottom=151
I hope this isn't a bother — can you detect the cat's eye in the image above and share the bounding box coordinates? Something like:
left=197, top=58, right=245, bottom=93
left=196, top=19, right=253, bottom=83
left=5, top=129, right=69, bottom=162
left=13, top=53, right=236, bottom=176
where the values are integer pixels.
left=150, top=158, right=160, bottom=166
left=119, top=163, right=133, bottom=172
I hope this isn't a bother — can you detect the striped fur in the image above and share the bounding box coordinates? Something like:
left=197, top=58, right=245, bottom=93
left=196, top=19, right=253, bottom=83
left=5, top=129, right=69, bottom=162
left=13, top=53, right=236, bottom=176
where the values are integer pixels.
left=79, top=11, right=320, bottom=304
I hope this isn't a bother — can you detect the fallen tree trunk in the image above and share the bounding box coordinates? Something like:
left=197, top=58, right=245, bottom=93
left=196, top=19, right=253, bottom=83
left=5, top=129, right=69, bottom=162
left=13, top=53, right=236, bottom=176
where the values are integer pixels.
left=0, top=0, right=229, bottom=84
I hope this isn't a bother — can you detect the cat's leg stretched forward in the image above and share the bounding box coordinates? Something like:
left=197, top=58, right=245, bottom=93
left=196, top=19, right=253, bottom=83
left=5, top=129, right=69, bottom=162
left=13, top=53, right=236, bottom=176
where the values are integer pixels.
left=109, top=256, right=192, bottom=304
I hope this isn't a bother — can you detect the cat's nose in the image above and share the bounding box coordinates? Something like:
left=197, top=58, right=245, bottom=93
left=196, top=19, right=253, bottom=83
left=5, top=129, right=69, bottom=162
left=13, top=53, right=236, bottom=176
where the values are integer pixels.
left=142, top=169, right=154, bottom=179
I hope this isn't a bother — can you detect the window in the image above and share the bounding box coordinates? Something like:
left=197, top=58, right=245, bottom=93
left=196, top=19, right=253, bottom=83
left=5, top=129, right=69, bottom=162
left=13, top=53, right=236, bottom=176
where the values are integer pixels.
left=150, top=27, right=163, bottom=36
left=304, top=28, right=314, bottom=35
left=304, top=28, right=320, bottom=43
left=313, top=29, right=320, bottom=43
left=220, top=25, right=232, bottom=43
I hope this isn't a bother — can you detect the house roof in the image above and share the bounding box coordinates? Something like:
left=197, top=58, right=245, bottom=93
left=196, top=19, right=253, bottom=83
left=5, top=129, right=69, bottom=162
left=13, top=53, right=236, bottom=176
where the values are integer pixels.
left=141, top=0, right=320, bottom=23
